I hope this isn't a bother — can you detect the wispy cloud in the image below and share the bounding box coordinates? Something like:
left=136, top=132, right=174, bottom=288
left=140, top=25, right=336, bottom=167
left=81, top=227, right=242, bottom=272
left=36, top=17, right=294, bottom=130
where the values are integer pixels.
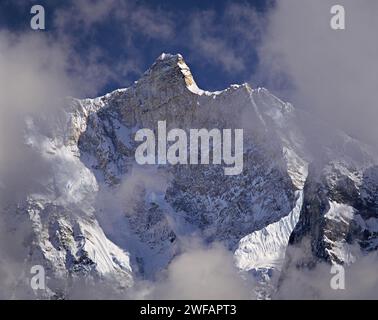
left=256, top=0, right=378, bottom=149
left=186, top=3, right=266, bottom=74
left=145, top=241, right=255, bottom=299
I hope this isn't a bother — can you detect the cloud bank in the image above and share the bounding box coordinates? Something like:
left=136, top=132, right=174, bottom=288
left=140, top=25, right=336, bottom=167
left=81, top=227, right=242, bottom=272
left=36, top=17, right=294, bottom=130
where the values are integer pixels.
left=256, top=0, right=378, bottom=149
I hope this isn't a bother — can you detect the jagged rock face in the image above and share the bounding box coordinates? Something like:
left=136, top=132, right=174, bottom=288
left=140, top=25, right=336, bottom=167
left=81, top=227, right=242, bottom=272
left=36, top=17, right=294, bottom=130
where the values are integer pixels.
left=1, top=53, right=377, bottom=298
left=286, top=161, right=378, bottom=270
left=75, top=54, right=308, bottom=278
left=0, top=113, right=134, bottom=298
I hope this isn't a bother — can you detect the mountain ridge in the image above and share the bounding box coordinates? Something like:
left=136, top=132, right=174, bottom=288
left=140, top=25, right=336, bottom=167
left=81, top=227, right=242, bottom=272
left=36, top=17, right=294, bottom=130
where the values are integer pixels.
left=1, top=53, right=377, bottom=299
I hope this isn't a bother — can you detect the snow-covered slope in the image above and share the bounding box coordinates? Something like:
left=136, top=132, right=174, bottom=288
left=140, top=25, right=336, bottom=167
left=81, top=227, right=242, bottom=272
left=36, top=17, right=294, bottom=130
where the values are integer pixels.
left=235, top=190, right=304, bottom=271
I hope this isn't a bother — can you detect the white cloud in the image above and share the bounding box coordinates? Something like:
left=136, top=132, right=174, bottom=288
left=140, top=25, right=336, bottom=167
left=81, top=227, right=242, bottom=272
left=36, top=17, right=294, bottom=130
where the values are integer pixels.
left=0, top=29, right=103, bottom=296
left=147, top=242, right=255, bottom=299
left=256, top=0, right=378, bottom=148
left=276, top=245, right=378, bottom=299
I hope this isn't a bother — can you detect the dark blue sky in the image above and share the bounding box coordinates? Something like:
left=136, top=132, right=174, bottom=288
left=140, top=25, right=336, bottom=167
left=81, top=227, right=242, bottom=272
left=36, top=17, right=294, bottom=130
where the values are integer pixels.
left=0, top=0, right=275, bottom=96
left=2, top=0, right=377, bottom=148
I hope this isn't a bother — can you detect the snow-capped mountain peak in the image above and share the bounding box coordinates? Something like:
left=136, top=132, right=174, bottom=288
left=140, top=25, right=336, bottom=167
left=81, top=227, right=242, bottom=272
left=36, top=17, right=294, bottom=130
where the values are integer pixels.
left=1, top=53, right=377, bottom=299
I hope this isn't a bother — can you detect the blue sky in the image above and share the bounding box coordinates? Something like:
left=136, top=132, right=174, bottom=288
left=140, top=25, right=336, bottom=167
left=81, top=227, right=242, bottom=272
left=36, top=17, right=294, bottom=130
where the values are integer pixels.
left=0, top=0, right=274, bottom=96
left=1, top=0, right=377, bottom=147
